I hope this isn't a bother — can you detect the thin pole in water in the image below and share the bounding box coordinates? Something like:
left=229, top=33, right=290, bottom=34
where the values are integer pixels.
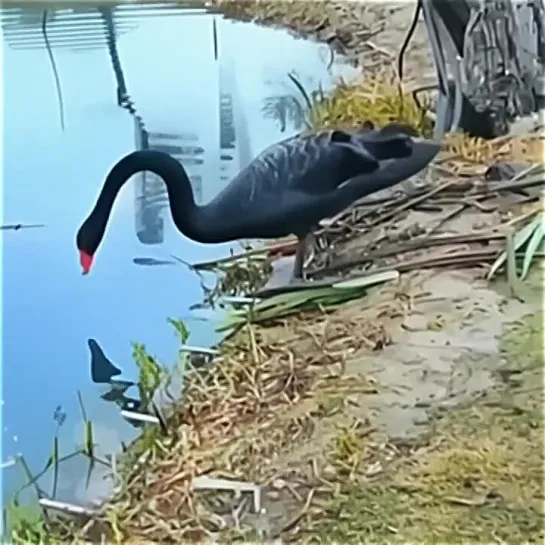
left=212, top=17, right=218, bottom=61
left=0, top=223, right=45, bottom=231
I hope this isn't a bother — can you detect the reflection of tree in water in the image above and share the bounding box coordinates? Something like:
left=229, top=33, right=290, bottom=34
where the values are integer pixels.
left=261, top=72, right=322, bottom=132
left=261, top=94, right=307, bottom=132
left=3, top=6, right=168, bottom=245
left=100, top=7, right=206, bottom=242
left=99, top=7, right=166, bottom=245
left=1, top=6, right=139, bottom=132
left=100, top=7, right=131, bottom=106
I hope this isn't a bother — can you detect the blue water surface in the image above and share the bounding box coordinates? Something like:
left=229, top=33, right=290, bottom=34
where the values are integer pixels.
left=0, top=3, right=357, bottom=507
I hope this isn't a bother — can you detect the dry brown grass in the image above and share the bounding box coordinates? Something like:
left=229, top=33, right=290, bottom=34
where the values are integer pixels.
left=305, top=72, right=433, bottom=136
left=211, top=0, right=378, bottom=46
left=45, top=288, right=544, bottom=544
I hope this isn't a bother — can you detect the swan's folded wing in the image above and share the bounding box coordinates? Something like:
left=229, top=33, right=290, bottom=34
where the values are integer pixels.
left=339, top=139, right=441, bottom=194
left=208, top=130, right=431, bottom=214
left=208, top=130, right=377, bottom=207
left=243, top=128, right=416, bottom=195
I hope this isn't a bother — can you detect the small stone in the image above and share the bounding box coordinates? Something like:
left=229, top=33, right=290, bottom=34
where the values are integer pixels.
left=322, top=465, right=337, bottom=479
left=272, top=478, right=286, bottom=489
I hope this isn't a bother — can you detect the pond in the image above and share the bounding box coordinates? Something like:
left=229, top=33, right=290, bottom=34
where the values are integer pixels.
left=0, top=3, right=358, bottom=508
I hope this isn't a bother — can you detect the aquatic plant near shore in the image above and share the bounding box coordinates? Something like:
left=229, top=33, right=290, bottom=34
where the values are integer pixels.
left=3, top=498, right=60, bottom=545
left=132, top=342, right=164, bottom=409
left=180, top=248, right=274, bottom=305
left=3, top=395, right=96, bottom=544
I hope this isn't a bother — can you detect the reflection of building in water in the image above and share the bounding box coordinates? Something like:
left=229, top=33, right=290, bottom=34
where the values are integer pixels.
left=220, top=94, right=236, bottom=151
left=219, top=92, right=236, bottom=184
left=133, top=126, right=205, bottom=244
left=1, top=3, right=213, bottom=246
left=217, top=46, right=252, bottom=189
left=0, top=6, right=138, bottom=51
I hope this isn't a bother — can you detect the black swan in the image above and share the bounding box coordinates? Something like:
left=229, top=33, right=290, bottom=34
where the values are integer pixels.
left=77, top=126, right=440, bottom=279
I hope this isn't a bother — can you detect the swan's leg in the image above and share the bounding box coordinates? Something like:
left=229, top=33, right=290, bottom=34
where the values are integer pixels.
left=291, top=235, right=308, bottom=280
left=304, top=233, right=317, bottom=268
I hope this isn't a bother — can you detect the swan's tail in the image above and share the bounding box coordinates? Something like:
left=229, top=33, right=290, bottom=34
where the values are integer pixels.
left=338, top=131, right=416, bottom=162
left=339, top=137, right=441, bottom=201
left=354, top=123, right=432, bottom=161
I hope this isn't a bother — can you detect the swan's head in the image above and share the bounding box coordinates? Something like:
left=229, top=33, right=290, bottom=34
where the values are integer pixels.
left=76, top=219, right=101, bottom=275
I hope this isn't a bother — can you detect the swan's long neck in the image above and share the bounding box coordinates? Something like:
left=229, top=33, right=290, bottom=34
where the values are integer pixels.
left=95, top=150, right=213, bottom=243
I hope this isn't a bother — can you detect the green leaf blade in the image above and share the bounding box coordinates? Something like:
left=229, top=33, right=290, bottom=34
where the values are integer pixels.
left=521, top=217, right=545, bottom=281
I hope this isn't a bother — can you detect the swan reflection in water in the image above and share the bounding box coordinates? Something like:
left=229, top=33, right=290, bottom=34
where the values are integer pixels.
left=87, top=339, right=144, bottom=429
left=87, top=337, right=213, bottom=430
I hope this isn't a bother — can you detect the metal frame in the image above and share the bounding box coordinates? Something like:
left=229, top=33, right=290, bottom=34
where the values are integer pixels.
left=421, top=0, right=464, bottom=138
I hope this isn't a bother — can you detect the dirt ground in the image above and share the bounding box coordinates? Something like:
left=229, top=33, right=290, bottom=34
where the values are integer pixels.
left=190, top=2, right=545, bottom=542
left=307, top=302, right=544, bottom=544
left=99, top=266, right=543, bottom=544
left=241, top=257, right=543, bottom=542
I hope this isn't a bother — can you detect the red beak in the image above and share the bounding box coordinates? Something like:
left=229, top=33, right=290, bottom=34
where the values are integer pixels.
left=79, top=250, right=94, bottom=275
